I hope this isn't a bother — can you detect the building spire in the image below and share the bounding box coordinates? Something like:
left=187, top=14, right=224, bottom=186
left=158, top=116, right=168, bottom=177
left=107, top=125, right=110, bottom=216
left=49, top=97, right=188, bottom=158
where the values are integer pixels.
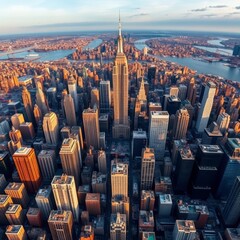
left=118, top=10, right=121, bottom=36
left=117, top=11, right=123, bottom=53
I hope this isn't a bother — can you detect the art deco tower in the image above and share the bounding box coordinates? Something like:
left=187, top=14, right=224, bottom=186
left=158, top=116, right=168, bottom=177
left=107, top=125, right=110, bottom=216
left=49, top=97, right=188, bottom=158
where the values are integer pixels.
left=64, top=94, right=77, bottom=127
left=112, top=15, right=130, bottom=139
left=22, top=86, right=33, bottom=122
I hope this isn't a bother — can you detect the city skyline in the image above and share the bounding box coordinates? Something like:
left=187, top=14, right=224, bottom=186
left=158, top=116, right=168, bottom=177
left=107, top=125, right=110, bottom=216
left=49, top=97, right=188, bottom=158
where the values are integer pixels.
left=1, top=0, right=240, bottom=34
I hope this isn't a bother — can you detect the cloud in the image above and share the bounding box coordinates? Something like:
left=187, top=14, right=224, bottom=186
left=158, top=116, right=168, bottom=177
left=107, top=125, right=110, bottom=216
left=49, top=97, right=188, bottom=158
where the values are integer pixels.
left=129, top=13, right=149, bottom=18
left=209, top=5, right=227, bottom=8
left=191, top=8, right=207, bottom=12
left=202, top=14, right=218, bottom=17
left=236, top=6, right=240, bottom=10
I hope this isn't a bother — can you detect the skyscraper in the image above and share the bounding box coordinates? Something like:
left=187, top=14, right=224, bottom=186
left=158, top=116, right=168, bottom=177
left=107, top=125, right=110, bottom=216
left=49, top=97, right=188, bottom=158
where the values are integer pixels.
left=68, top=75, right=78, bottom=112
left=11, top=113, right=25, bottom=130
left=195, top=82, right=216, bottom=133
left=112, top=16, right=130, bottom=139
left=36, top=87, right=49, bottom=116
left=48, top=210, right=73, bottom=240
left=12, top=147, right=41, bottom=193
left=173, top=220, right=196, bottom=240
left=83, top=108, right=100, bottom=149
left=0, top=195, right=13, bottom=225
left=22, top=86, right=33, bottom=122
left=141, top=148, right=155, bottom=190
left=5, top=225, right=28, bottom=240
left=132, top=129, right=147, bottom=159
left=51, top=174, right=79, bottom=222
left=59, top=138, right=81, bottom=186
left=111, top=160, right=128, bottom=198
left=0, top=152, right=13, bottom=179
left=33, top=104, right=43, bottom=124
left=217, top=112, right=230, bottom=134
left=35, top=186, right=54, bottom=221
left=64, top=94, right=77, bottom=127
left=91, top=88, right=99, bottom=108
left=98, top=150, right=107, bottom=174
left=149, top=111, right=169, bottom=160
left=37, top=150, right=56, bottom=182
left=4, top=182, right=29, bottom=208
left=43, top=112, right=59, bottom=145
left=110, top=213, right=127, bottom=240
left=173, top=108, right=190, bottom=140
left=222, top=176, right=240, bottom=226
left=100, top=80, right=111, bottom=113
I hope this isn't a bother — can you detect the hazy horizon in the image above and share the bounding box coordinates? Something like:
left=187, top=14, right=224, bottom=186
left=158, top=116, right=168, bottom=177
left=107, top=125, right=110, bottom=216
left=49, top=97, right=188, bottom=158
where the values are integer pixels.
left=1, top=0, right=240, bottom=35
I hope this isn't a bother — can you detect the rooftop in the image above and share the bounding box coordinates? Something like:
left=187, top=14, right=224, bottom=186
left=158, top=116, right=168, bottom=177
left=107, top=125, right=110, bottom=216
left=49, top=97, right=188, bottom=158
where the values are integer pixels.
left=6, top=225, right=23, bottom=234
left=52, top=174, right=74, bottom=185
left=141, top=190, right=155, bottom=200
left=6, top=204, right=21, bottom=214
left=200, top=145, right=223, bottom=154
left=151, top=111, right=169, bottom=117
left=179, top=148, right=194, bottom=160
left=36, top=186, right=52, bottom=198
left=48, top=210, right=72, bottom=222
left=27, top=208, right=40, bottom=215
left=139, top=210, right=154, bottom=227
left=159, top=194, right=172, bottom=204
left=111, top=161, right=128, bottom=175
left=86, top=193, right=100, bottom=201
left=0, top=194, right=11, bottom=204
left=13, top=147, right=32, bottom=156
left=5, top=182, right=23, bottom=190
left=176, top=220, right=196, bottom=232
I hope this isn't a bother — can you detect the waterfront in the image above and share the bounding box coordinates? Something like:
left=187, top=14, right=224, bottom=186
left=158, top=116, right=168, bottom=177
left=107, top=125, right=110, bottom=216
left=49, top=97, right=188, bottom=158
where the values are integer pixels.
left=0, top=38, right=103, bottom=62
left=134, top=39, right=239, bottom=82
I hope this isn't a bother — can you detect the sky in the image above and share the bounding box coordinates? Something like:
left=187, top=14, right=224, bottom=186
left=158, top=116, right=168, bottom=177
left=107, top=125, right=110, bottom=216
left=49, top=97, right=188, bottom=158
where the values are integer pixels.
left=1, top=0, right=240, bottom=34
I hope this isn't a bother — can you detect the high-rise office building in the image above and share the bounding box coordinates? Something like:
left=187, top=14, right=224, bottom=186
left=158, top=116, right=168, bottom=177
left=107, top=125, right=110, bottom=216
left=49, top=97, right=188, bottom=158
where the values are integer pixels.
left=112, top=17, right=130, bottom=139
left=139, top=210, right=155, bottom=236
left=68, top=75, right=78, bottom=112
left=33, top=104, right=43, bottom=124
left=43, top=112, right=59, bottom=145
left=173, top=220, right=196, bottom=240
left=11, top=113, right=25, bottom=130
left=112, top=195, right=130, bottom=224
left=22, top=86, right=33, bottom=122
left=110, top=213, right=127, bottom=240
left=37, top=150, right=56, bottom=182
left=5, top=204, right=24, bottom=225
left=174, top=148, right=195, bottom=192
left=132, top=129, right=147, bottom=159
left=9, top=127, right=23, bottom=144
left=217, top=112, right=230, bottom=134
left=85, top=193, right=101, bottom=215
left=166, top=95, right=181, bottom=115
left=141, top=148, right=155, bottom=190
left=47, top=87, right=58, bottom=110
left=64, top=94, right=77, bottom=126
left=4, top=182, right=29, bottom=208
left=60, top=138, right=81, bottom=186
left=191, top=145, right=224, bottom=199
left=0, top=195, right=13, bottom=225
left=111, top=160, right=128, bottom=198
left=48, top=210, right=73, bottom=240
left=36, top=87, right=49, bottom=116
left=100, top=80, right=111, bottom=113
left=159, top=194, right=172, bottom=217
left=0, top=174, right=7, bottom=193
left=12, top=147, right=41, bottom=193
left=195, top=82, right=216, bottom=133
left=98, top=150, right=107, bottom=174
left=222, top=176, right=240, bottom=226
left=140, top=190, right=155, bottom=211
left=216, top=138, right=240, bottom=199
left=170, top=86, right=179, bottom=97
left=91, top=88, right=99, bottom=108
left=26, top=207, right=42, bottom=227
left=5, top=225, right=27, bottom=240
left=178, top=84, right=187, bottom=101
left=80, top=225, right=94, bottom=240
left=92, top=171, right=107, bottom=194
left=83, top=108, right=100, bottom=149
left=173, top=108, right=189, bottom=140
left=202, top=122, right=223, bottom=145
left=51, top=174, right=79, bottom=222
left=19, top=122, right=35, bottom=140
left=35, top=186, right=54, bottom=221
left=149, top=111, right=169, bottom=160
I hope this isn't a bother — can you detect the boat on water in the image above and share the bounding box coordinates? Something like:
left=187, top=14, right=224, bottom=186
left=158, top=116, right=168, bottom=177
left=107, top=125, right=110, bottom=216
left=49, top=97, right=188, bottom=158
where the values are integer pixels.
left=25, top=53, right=40, bottom=61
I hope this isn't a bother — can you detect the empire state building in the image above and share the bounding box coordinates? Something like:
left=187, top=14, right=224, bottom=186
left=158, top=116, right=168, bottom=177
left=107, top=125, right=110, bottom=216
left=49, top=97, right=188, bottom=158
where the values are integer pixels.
left=112, top=16, right=130, bottom=139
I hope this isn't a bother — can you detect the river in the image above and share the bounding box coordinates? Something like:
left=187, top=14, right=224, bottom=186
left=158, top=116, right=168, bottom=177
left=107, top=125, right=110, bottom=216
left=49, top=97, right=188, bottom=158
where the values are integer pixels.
left=134, top=39, right=239, bottom=82
left=0, top=38, right=103, bottom=62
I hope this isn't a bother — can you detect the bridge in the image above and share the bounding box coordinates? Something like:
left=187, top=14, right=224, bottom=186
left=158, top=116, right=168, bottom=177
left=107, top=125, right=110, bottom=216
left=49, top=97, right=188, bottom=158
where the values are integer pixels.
left=0, top=44, right=37, bottom=58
